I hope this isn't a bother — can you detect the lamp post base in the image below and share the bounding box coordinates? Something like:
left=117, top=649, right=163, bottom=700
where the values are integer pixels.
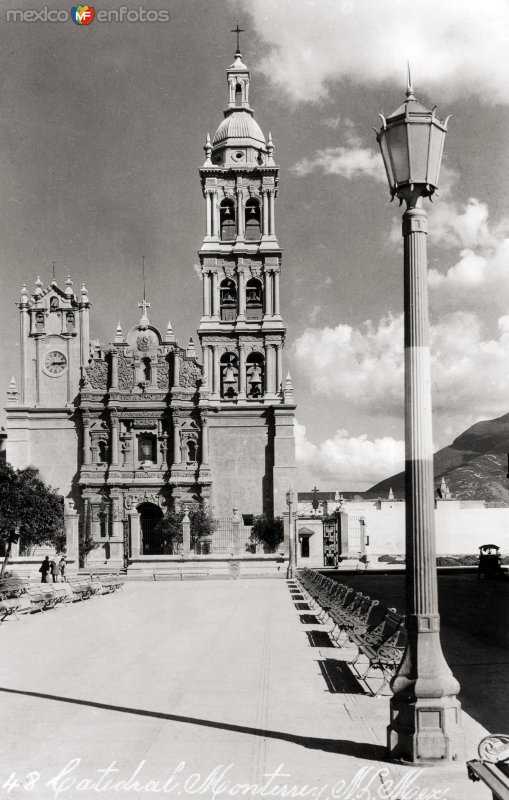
left=388, top=695, right=464, bottom=764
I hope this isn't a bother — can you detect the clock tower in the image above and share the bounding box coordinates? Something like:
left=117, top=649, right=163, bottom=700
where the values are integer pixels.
left=6, top=276, right=89, bottom=497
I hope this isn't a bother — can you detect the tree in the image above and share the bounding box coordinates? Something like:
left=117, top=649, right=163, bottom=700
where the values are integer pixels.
left=0, top=460, right=65, bottom=577
left=250, top=515, right=284, bottom=552
left=155, top=501, right=218, bottom=553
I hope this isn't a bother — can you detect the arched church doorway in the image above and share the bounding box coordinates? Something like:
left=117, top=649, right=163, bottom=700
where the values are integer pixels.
left=139, top=502, right=164, bottom=555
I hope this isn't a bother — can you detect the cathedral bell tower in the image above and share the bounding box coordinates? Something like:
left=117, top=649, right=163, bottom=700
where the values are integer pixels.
left=198, top=38, right=284, bottom=404
left=196, top=33, right=296, bottom=518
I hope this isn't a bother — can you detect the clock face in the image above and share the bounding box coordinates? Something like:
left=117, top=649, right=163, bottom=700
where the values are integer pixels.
left=44, top=350, right=67, bottom=376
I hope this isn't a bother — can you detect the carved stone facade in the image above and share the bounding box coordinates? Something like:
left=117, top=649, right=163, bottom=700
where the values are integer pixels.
left=5, top=43, right=296, bottom=570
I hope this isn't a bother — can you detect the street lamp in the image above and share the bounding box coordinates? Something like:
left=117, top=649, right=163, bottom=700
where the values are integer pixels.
left=285, top=488, right=297, bottom=578
left=376, top=73, right=464, bottom=763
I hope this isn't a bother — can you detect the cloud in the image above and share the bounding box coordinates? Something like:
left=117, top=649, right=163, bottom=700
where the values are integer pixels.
left=292, top=312, right=509, bottom=443
left=295, top=420, right=404, bottom=485
left=244, top=0, right=509, bottom=105
left=291, top=145, right=384, bottom=180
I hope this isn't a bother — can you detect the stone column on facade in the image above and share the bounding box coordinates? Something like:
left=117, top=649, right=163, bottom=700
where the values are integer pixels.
left=182, top=505, right=191, bottom=557
left=66, top=337, right=72, bottom=404
left=19, top=306, right=29, bottom=404
left=205, top=189, right=212, bottom=237
left=268, top=190, right=276, bottom=237
left=201, top=345, right=210, bottom=392
left=82, top=415, right=92, bottom=466
left=65, top=505, right=79, bottom=567
left=129, top=511, right=141, bottom=558
left=238, top=344, right=247, bottom=399
left=212, top=191, right=219, bottom=238
left=388, top=196, right=464, bottom=762
left=203, top=270, right=211, bottom=317
left=264, top=269, right=273, bottom=317
left=110, top=414, right=119, bottom=466
left=35, top=337, right=41, bottom=405
left=232, top=507, right=241, bottom=556
left=237, top=269, right=246, bottom=320
left=265, top=344, right=274, bottom=395
left=211, top=271, right=220, bottom=319
left=110, top=496, right=122, bottom=539
left=236, top=188, right=244, bottom=239
left=173, top=351, right=180, bottom=388
left=212, top=345, right=220, bottom=398
left=262, top=190, right=269, bottom=237
left=173, top=412, right=181, bottom=464
left=200, top=412, right=209, bottom=465
left=79, top=303, right=90, bottom=371
left=273, top=269, right=281, bottom=317
left=276, top=343, right=283, bottom=395
left=111, top=349, right=119, bottom=390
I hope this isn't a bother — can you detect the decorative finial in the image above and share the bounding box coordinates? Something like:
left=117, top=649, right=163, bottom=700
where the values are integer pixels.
left=34, top=276, right=43, bottom=296
left=51, top=261, right=57, bottom=285
left=165, top=320, right=175, bottom=342
left=115, top=322, right=124, bottom=343
left=406, top=62, right=415, bottom=100
left=7, top=376, right=19, bottom=406
left=231, top=20, right=245, bottom=55
left=267, top=132, right=275, bottom=165
left=80, top=282, right=89, bottom=303
left=20, top=284, right=29, bottom=305
left=138, top=298, right=150, bottom=326
left=204, top=133, right=212, bottom=166
left=283, top=372, right=294, bottom=402
left=65, top=275, right=73, bottom=296
left=388, top=486, right=395, bottom=500
left=186, top=337, right=196, bottom=359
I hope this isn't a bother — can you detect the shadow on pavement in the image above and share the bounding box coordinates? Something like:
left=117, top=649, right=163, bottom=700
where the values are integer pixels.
left=306, top=630, right=336, bottom=648
left=318, top=659, right=366, bottom=695
left=0, top=686, right=387, bottom=762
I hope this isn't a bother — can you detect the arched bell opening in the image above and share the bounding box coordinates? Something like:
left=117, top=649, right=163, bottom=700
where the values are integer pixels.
left=245, top=199, right=261, bottom=241
left=138, top=502, right=165, bottom=555
left=220, top=199, right=236, bottom=241
left=246, top=352, right=264, bottom=398
left=220, top=352, right=239, bottom=399
left=220, top=278, right=237, bottom=321
left=245, top=278, right=263, bottom=321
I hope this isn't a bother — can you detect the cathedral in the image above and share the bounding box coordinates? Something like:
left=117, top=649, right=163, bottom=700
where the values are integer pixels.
left=5, top=42, right=296, bottom=570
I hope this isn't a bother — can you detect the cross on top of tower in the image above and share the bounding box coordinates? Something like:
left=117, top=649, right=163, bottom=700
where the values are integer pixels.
left=138, top=298, right=150, bottom=324
left=231, top=21, right=245, bottom=54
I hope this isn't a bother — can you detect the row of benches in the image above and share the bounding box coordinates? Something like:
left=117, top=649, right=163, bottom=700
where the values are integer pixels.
left=294, top=568, right=407, bottom=696
left=0, top=573, right=125, bottom=621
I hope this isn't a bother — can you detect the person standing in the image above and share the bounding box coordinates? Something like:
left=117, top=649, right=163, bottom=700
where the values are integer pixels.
left=50, top=559, right=59, bottom=583
left=58, top=557, right=67, bottom=582
left=39, top=556, right=51, bottom=583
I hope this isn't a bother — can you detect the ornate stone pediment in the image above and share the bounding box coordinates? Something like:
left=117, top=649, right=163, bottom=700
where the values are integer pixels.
left=85, top=360, right=108, bottom=390
left=179, top=360, right=202, bottom=389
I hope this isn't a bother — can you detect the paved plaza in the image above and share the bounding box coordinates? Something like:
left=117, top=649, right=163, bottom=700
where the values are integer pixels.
left=0, top=579, right=492, bottom=800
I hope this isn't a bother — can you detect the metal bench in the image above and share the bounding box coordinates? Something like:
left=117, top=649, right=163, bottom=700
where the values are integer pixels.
left=467, top=734, right=509, bottom=800
left=348, top=608, right=406, bottom=695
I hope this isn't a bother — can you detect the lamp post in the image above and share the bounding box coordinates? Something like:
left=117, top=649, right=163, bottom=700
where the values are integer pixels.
left=286, top=488, right=297, bottom=578
left=376, top=74, right=464, bottom=763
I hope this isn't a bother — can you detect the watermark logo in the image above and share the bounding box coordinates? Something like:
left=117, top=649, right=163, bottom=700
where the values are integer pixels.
left=6, top=6, right=170, bottom=23
left=71, top=5, right=95, bottom=25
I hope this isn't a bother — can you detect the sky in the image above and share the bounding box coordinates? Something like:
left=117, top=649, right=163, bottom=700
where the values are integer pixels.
left=0, top=0, right=509, bottom=491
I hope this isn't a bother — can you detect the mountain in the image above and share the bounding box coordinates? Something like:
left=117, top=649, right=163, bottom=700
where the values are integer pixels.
left=367, top=412, right=509, bottom=506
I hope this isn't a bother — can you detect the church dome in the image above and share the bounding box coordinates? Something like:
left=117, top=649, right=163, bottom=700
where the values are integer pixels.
left=212, top=111, right=266, bottom=149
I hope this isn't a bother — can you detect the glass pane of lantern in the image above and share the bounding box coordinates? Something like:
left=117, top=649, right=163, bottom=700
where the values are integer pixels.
left=408, top=123, right=430, bottom=184
left=386, top=124, right=409, bottom=184
left=427, top=124, right=445, bottom=188
left=378, top=132, right=394, bottom=187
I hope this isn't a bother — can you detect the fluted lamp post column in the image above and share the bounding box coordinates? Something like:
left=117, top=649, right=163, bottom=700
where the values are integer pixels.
left=286, top=489, right=297, bottom=579
left=376, top=75, right=464, bottom=763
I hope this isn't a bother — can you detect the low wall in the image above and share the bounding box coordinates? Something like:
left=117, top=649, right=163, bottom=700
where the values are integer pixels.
left=296, top=501, right=509, bottom=567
